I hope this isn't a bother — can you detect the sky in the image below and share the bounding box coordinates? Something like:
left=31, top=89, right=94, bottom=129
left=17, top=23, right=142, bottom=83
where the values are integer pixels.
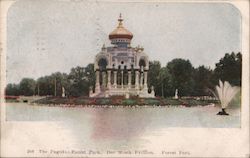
left=6, top=0, right=241, bottom=84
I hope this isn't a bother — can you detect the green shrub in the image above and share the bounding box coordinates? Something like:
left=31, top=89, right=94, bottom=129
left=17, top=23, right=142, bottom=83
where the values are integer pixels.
left=74, top=98, right=88, bottom=105
left=97, top=98, right=110, bottom=105
left=145, top=99, right=160, bottom=105
left=122, top=99, right=137, bottom=105
left=164, top=99, right=182, bottom=105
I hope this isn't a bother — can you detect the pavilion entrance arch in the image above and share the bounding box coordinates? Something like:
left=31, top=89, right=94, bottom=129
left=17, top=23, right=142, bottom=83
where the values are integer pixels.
left=97, top=57, right=108, bottom=90
left=139, top=58, right=148, bottom=89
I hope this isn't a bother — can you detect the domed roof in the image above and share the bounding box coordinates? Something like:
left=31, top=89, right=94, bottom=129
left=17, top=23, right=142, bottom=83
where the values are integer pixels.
left=109, top=14, right=133, bottom=40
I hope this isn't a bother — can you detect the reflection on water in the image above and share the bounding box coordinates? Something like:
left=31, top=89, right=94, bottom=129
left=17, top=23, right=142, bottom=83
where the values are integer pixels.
left=91, top=108, right=151, bottom=140
left=5, top=103, right=241, bottom=150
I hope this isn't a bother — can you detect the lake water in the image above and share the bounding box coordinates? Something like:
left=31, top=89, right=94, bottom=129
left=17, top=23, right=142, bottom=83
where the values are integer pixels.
left=3, top=103, right=241, bottom=157
left=6, top=103, right=241, bottom=127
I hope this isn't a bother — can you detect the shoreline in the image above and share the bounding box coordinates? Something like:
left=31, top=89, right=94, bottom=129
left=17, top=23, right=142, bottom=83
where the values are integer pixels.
left=28, top=96, right=219, bottom=108
left=5, top=96, right=221, bottom=108
left=29, top=102, right=217, bottom=108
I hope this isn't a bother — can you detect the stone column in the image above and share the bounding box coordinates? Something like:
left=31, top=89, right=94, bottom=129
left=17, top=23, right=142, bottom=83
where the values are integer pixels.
left=135, top=70, right=139, bottom=89
left=113, top=71, right=117, bottom=88
left=144, top=71, right=148, bottom=90
left=140, top=72, right=143, bottom=88
left=95, top=70, right=100, bottom=93
left=107, top=70, right=111, bottom=89
left=102, top=71, right=106, bottom=87
left=128, top=71, right=131, bottom=88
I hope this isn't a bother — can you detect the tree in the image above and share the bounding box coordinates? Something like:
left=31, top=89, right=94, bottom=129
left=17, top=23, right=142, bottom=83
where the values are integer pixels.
left=148, top=61, right=161, bottom=96
left=36, top=76, right=54, bottom=96
left=85, top=63, right=95, bottom=92
left=51, top=72, right=69, bottom=97
left=159, top=67, right=171, bottom=97
left=19, top=78, right=36, bottom=96
left=166, top=59, right=194, bottom=97
left=36, top=72, right=70, bottom=96
left=5, top=83, right=20, bottom=96
left=68, top=65, right=94, bottom=96
left=213, top=52, right=242, bottom=86
left=193, top=66, right=213, bottom=96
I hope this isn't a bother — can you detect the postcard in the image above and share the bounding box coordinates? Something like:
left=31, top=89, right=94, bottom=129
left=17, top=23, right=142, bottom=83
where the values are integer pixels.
left=0, top=0, right=249, bottom=157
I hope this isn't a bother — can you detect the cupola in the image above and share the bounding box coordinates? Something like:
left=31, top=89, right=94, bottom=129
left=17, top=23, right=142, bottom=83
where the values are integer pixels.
left=109, top=14, right=133, bottom=47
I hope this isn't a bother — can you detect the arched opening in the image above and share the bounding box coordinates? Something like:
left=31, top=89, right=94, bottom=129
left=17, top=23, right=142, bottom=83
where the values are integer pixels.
left=139, top=59, right=146, bottom=87
left=130, top=64, right=135, bottom=85
left=98, top=58, right=108, bottom=71
left=124, top=65, right=128, bottom=85
left=98, top=58, right=108, bottom=88
left=117, top=65, right=121, bottom=86
left=139, top=59, right=146, bottom=67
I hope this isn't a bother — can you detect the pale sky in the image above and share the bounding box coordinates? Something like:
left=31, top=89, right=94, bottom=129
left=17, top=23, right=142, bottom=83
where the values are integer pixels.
left=7, top=0, right=241, bottom=84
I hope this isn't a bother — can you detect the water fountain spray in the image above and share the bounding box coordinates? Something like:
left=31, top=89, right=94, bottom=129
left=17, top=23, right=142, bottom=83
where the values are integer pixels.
left=214, top=80, right=240, bottom=115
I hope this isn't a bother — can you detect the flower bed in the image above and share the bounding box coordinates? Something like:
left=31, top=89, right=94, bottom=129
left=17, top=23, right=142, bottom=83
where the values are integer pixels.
left=33, top=96, right=216, bottom=107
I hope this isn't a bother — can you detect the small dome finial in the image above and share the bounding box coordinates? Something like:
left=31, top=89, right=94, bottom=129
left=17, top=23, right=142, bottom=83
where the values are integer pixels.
left=118, top=13, right=123, bottom=27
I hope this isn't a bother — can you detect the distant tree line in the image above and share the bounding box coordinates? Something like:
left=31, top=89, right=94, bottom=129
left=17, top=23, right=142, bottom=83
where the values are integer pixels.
left=6, top=64, right=95, bottom=97
left=5, top=52, right=241, bottom=97
left=148, top=52, right=241, bottom=97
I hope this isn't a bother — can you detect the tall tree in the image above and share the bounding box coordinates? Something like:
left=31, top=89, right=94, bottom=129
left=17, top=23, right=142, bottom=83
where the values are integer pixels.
left=213, top=52, right=242, bottom=86
left=68, top=65, right=94, bottom=96
left=148, top=61, right=161, bottom=95
left=19, top=78, right=36, bottom=96
left=51, top=72, right=69, bottom=97
left=5, top=83, right=20, bottom=96
left=167, top=59, right=194, bottom=97
left=36, top=76, right=54, bottom=96
left=159, top=67, right=171, bottom=97
left=193, top=66, right=213, bottom=96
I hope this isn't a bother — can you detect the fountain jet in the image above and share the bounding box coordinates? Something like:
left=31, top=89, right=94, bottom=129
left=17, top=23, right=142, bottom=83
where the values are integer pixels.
left=214, top=80, right=240, bottom=115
